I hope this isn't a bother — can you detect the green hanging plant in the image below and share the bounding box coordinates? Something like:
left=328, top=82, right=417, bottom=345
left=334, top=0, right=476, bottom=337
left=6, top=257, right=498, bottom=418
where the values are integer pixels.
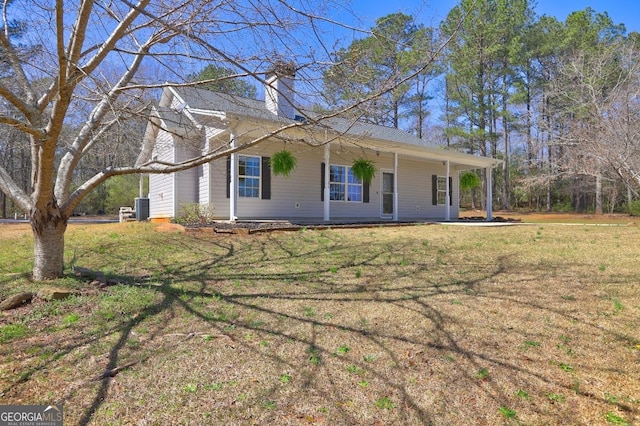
left=460, top=171, right=481, bottom=191
left=351, top=158, right=376, bottom=184
left=271, top=149, right=297, bottom=177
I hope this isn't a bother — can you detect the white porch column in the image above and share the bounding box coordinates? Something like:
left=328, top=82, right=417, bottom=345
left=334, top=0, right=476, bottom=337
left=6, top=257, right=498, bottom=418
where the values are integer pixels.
left=229, top=133, right=237, bottom=221
left=486, top=167, right=493, bottom=222
left=445, top=160, right=451, bottom=221
left=324, top=144, right=330, bottom=221
left=393, top=152, right=398, bottom=221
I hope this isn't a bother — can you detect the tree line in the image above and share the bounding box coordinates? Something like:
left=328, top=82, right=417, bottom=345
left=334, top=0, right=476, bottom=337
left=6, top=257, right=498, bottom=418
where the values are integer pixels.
left=321, top=2, right=640, bottom=214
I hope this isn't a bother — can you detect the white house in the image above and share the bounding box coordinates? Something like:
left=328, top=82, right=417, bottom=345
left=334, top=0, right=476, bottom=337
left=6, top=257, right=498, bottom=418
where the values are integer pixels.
left=144, top=65, right=501, bottom=223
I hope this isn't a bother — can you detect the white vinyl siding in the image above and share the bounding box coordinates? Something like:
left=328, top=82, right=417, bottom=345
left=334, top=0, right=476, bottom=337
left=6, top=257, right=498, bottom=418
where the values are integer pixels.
left=198, top=163, right=209, bottom=205
left=208, top=158, right=229, bottom=218
left=173, top=140, right=199, bottom=217
left=204, top=143, right=459, bottom=221
left=148, top=130, right=200, bottom=219
left=199, top=126, right=227, bottom=211
left=395, top=158, right=459, bottom=220
left=149, top=173, right=174, bottom=219
left=234, top=145, right=318, bottom=218
left=394, top=158, right=430, bottom=219
left=206, top=144, right=377, bottom=220
left=148, top=129, right=175, bottom=219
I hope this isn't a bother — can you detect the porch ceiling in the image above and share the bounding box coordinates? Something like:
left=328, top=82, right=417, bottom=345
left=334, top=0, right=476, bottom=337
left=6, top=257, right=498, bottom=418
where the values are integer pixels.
left=352, top=138, right=502, bottom=170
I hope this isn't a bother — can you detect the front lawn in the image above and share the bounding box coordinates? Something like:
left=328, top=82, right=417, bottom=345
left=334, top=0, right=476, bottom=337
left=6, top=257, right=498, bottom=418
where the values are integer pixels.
left=1, top=221, right=638, bottom=425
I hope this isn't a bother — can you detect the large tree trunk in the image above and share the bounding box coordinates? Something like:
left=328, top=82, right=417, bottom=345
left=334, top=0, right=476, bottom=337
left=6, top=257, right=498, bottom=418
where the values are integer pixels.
left=31, top=208, right=68, bottom=280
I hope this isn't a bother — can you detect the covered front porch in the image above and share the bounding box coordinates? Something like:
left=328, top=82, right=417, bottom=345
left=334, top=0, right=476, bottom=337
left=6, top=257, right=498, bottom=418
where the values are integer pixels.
left=224, top=139, right=501, bottom=223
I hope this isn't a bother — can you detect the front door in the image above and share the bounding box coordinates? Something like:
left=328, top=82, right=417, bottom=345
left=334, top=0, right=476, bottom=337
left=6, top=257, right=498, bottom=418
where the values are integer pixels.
left=381, top=172, right=394, bottom=217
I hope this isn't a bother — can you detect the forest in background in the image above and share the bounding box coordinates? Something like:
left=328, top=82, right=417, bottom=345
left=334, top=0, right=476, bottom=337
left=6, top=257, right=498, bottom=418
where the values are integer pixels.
left=320, top=1, right=640, bottom=215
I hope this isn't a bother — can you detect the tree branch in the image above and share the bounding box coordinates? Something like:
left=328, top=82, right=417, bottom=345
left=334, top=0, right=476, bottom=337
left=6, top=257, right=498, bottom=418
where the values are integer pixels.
left=55, top=37, right=156, bottom=200
left=0, top=114, right=45, bottom=138
left=0, top=165, right=31, bottom=213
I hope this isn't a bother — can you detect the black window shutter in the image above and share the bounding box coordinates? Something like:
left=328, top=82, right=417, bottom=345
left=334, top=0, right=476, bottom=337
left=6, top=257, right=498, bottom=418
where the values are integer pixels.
left=321, top=162, right=325, bottom=201
left=226, top=156, right=231, bottom=199
left=449, top=176, right=453, bottom=206
left=262, top=156, right=271, bottom=200
left=363, top=182, right=370, bottom=203
left=431, top=175, right=437, bottom=205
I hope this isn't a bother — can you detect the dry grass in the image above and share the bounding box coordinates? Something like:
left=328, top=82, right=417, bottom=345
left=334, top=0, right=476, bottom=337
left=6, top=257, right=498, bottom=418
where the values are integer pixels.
left=0, top=220, right=639, bottom=425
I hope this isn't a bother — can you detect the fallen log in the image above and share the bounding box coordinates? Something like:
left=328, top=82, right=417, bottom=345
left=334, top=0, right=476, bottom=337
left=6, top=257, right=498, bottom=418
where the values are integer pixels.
left=0, top=292, right=34, bottom=311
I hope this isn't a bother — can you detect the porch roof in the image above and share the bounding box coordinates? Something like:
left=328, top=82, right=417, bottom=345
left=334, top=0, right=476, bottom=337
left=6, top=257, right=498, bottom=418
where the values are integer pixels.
left=168, top=86, right=501, bottom=170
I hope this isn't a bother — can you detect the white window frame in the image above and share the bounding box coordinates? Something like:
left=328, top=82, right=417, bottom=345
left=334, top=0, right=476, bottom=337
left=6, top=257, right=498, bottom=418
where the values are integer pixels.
left=329, top=164, right=362, bottom=202
left=238, top=155, right=261, bottom=198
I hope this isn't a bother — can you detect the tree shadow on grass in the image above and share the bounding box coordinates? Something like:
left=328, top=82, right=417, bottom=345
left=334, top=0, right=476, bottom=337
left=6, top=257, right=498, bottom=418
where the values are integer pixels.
left=8, top=227, right=636, bottom=424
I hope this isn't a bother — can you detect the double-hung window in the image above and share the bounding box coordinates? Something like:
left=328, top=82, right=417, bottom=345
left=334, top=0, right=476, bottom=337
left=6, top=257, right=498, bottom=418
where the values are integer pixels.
left=347, top=168, right=362, bottom=202
left=329, top=165, right=362, bottom=202
left=436, top=176, right=447, bottom=205
left=238, top=155, right=260, bottom=198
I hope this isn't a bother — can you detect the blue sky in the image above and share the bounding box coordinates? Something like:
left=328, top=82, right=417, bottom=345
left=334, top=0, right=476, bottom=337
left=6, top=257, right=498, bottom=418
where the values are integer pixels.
left=347, top=0, right=640, bottom=33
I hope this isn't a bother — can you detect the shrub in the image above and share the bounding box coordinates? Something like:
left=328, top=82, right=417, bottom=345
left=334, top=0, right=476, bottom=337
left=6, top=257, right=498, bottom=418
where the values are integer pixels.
left=175, top=203, right=216, bottom=225
left=627, top=200, right=640, bottom=216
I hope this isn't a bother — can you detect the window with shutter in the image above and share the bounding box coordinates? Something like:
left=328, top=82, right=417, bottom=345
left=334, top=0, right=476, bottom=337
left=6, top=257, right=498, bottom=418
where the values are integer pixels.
left=226, top=155, right=270, bottom=199
left=432, top=175, right=453, bottom=206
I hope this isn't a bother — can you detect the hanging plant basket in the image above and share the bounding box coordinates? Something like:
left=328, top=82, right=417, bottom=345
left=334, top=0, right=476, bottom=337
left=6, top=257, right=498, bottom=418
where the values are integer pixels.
left=351, top=158, right=376, bottom=184
left=271, top=149, right=297, bottom=177
left=460, top=170, right=481, bottom=191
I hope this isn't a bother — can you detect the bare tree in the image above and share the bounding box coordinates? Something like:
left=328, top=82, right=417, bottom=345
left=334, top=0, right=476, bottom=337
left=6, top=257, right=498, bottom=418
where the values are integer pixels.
left=0, top=0, right=447, bottom=281
left=597, top=44, right=640, bottom=194
left=548, top=39, right=640, bottom=214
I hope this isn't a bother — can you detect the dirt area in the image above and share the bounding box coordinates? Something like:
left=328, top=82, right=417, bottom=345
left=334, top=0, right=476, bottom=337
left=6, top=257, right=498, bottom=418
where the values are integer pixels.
left=460, top=209, right=640, bottom=224
left=153, top=222, right=186, bottom=233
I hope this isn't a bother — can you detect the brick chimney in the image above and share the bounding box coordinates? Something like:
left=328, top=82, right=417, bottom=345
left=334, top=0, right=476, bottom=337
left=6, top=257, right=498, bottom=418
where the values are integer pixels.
left=265, top=61, right=296, bottom=119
